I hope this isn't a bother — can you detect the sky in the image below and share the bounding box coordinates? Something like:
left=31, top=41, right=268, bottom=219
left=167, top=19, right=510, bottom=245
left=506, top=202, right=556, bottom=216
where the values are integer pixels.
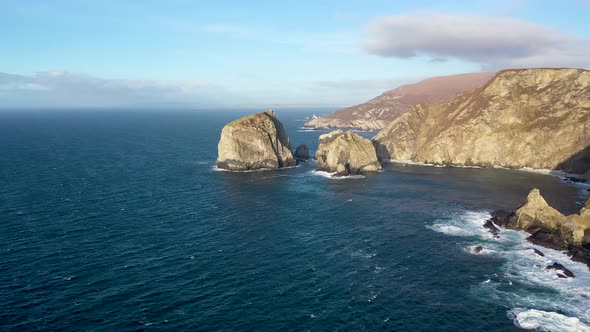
left=1, top=0, right=589, bottom=109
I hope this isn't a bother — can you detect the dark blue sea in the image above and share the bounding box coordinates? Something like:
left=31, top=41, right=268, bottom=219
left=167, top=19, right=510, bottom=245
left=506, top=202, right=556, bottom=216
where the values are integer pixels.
left=1, top=110, right=589, bottom=331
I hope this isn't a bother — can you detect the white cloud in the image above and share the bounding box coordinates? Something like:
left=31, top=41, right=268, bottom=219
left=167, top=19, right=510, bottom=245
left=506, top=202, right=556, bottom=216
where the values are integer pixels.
left=0, top=71, right=223, bottom=108
left=361, top=13, right=590, bottom=70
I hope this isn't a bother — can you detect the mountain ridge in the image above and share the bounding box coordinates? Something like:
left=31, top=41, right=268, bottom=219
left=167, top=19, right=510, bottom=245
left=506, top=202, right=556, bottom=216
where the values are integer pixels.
left=303, top=72, right=495, bottom=131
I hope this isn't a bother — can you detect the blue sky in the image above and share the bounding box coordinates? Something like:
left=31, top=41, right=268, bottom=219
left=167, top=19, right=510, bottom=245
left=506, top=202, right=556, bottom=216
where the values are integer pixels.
left=1, top=0, right=589, bottom=109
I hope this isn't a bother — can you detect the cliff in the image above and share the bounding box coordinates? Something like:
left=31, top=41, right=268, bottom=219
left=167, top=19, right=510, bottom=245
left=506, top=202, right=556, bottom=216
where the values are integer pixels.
left=217, top=110, right=296, bottom=171
left=373, top=68, right=590, bottom=175
left=304, top=72, right=494, bottom=131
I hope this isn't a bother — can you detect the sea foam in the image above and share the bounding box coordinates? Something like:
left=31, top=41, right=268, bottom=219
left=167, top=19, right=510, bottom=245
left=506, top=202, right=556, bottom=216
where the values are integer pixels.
left=509, top=308, right=590, bottom=332
left=310, top=170, right=366, bottom=180
left=428, top=210, right=590, bottom=331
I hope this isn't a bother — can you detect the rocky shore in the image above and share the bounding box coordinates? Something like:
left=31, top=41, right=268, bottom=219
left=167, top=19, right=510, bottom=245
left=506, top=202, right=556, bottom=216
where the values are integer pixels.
left=484, top=189, right=590, bottom=272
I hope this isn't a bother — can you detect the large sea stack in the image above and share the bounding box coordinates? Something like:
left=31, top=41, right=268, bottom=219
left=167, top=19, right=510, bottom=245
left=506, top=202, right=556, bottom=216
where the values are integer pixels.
left=315, top=130, right=382, bottom=175
left=217, top=110, right=296, bottom=171
left=373, top=68, right=590, bottom=175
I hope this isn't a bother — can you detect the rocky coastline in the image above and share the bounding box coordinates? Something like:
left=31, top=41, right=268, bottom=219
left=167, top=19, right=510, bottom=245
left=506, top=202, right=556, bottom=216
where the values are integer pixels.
left=484, top=189, right=590, bottom=273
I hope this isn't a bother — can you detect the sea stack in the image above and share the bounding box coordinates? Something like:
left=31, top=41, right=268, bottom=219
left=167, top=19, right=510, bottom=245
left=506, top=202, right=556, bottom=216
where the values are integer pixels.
left=490, top=189, right=590, bottom=266
left=315, top=130, right=382, bottom=175
left=216, top=110, right=296, bottom=171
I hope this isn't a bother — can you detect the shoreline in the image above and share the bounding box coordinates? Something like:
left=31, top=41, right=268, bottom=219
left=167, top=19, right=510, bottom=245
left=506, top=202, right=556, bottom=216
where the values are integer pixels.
left=383, top=159, right=589, bottom=181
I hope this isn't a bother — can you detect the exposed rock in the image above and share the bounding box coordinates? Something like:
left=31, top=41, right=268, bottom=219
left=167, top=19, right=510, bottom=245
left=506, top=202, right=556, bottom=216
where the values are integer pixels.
left=483, top=219, right=500, bottom=238
left=565, top=176, right=587, bottom=184
left=581, top=196, right=590, bottom=218
left=528, top=231, right=568, bottom=251
left=304, top=72, right=494, bottom=131
left=473, top=246, right=483, bottom=254
left=532, top=248, right=545, bottom=257
left=512, top=189, right=590, bottom=246
left=315, top=130, right=382, bottom=175
left=216, top=110, right=296, bottom=171
left=491, top=189, right=590, bottom=268
left=508, top=189, right=577, bottom=243
left=373, top=68, right=590, bottom=175
left=546, top=262, right=575, bottom=278
left=294, top=144, right=310, bottom=161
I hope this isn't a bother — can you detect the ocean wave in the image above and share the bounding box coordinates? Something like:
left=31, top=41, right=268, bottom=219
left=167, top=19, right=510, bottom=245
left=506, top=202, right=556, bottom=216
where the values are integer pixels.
left=426, top=211, right=493, bottom=238
left=508, top=308, right=590, bottom=332
left=212, top=165, right=298, bottom=172
left=428, top=210, right=590, bottom=330
left=309, top=170, right=366, bottom=180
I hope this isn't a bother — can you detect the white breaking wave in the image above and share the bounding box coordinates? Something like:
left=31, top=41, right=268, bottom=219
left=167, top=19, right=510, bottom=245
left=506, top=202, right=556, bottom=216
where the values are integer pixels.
left=309, top=170, right=365, bottom=180
left=427, top=210, right=590, bottom=331
left=426, top=211, right=494, bottom=238
left=509, top=309, right=590, bottom=332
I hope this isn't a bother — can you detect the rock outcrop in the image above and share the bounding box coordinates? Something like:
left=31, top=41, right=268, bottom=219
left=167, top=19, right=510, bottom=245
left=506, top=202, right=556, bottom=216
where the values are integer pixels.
left=304, top=72, right=494, bottom=131
left=315, top=130, right=382, bottom=175
left=294, top=144, right=310, bottom=161
left=373, top=68, right=590, bottom=175
left=217, top=110, right=296, bottom=171
left=506, top=189, right=589, bottom=246
left=491, top=189, right=590, bottom=267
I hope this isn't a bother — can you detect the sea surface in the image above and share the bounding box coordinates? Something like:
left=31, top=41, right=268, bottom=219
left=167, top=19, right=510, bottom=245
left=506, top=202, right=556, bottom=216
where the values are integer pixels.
left=1, top=109, right=589, bottom=331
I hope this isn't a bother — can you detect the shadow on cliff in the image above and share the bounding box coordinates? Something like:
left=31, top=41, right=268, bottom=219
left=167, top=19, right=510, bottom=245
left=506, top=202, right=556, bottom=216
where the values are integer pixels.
left=372, top=140, right=390, bottom=162
left=554, top=145, right=590, bottom=177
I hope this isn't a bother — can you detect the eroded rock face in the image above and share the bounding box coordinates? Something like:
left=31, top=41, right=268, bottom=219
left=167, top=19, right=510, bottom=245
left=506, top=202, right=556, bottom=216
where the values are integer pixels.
left=294, top=144, right=310, bottom=161
left=315, top=130, right=382, bottom=175
left=216, top=110, right=296, bottom=171
left=373, top=68, right=590, bottom=174
left=304, top=72, right=494, bottom=131
left=503, top=189, right=590, bottom=247
left=488, top=190, right=590, bottom=268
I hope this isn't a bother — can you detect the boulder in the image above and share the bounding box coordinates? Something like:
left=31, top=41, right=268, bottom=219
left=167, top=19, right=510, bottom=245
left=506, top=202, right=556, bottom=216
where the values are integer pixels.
left=294, top=144, right=310, bottom=161
left=217, top=110, right=296, bottom=171
left=315, top=130, right=382, bottom=175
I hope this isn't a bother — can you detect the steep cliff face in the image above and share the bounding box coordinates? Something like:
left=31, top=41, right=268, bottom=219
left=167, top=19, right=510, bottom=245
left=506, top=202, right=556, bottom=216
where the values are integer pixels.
left=315, top=130, right=382, bottom=175
left=373, top=68, right=590, bottom=174
left=217, top=110, right=296, bottom=171
left=304, top=72, right=494, bottom=131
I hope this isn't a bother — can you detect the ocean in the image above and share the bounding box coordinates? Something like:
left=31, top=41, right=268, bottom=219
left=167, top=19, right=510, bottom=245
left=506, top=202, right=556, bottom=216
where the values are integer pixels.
left=1, top=109, right=589, bottom=331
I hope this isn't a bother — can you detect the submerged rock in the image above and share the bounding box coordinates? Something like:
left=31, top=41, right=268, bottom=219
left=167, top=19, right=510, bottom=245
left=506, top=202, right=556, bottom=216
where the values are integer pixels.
left=294, top=144, right=310, bottom=161
left=217, top=110, right=296, bottom=171
left=315, top=130, right=382, bottom=175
